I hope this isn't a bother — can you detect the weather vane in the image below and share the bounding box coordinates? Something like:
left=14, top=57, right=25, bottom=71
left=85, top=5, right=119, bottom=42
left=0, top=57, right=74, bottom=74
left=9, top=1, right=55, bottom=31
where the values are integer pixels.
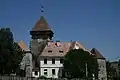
left=41, top=5, right=44, bottom=13
left=40, top=0, right=44, bottom=15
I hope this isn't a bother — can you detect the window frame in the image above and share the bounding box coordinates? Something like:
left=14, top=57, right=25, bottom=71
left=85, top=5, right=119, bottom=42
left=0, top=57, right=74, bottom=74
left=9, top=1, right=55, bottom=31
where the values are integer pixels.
left=44, top=69, right=47, bottom=75
left=52, top=69, right=55, bottom=75
left=48, top=50, right=52, bottom=53
left=59, top=50, right=63, bottom=53
left=35, top=71, right=38, bottom=75
left=52, top=58, right=55, bottom=64
left=60, top=59, right=63, bottom=64
left=44, top=58, right=47, bottom=64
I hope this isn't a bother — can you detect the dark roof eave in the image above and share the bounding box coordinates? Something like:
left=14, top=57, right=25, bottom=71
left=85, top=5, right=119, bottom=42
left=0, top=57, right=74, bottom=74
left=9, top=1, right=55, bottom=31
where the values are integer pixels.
left=39, top=56, right=65, bottom=58
left=95, top=57, right=106, bottom=59
left=31, top=29, right=52, bottom=31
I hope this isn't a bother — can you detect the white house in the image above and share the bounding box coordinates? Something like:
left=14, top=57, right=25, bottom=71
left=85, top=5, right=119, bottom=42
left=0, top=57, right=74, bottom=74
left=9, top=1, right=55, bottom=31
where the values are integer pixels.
left=40, top=57, right=63, bottom=78
left=35, top=41, right=88, bottom=78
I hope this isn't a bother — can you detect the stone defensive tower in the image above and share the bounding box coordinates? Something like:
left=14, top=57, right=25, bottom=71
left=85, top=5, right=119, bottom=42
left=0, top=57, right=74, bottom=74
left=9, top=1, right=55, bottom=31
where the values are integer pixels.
left=30, top=16, right=54, bottom=67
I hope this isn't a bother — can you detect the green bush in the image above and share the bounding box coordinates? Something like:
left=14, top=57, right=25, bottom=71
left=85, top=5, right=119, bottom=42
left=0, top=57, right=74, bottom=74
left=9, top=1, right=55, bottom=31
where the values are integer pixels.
left=39, top=75, right=47, bottom=79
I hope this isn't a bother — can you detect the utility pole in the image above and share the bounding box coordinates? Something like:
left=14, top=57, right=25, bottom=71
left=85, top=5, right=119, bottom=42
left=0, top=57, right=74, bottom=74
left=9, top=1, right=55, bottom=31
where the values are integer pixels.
left=86, top=62, right=88, bottom=79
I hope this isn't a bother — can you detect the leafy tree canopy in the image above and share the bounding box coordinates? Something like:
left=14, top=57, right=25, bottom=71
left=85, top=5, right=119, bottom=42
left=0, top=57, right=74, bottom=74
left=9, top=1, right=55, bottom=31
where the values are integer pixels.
left=0, top=28, right=23, bottom=75
left=106, top=61, right=117, bottom=80
left=63, top=49, right=98, bottom=79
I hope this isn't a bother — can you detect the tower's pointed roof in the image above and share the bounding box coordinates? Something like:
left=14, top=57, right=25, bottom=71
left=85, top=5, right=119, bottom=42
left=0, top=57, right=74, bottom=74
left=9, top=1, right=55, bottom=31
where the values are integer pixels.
left=32, top=16, right=51, bottom=31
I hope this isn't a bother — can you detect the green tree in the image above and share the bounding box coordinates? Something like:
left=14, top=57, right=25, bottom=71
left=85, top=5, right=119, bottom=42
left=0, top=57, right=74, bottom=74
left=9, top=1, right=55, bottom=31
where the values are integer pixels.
left=62, top=49, right=98, bottom=79
left=106, top=61, right=117, bottom=80
left=0, top=28, right=23, bottom=75
left=12, top=42, right=23, bottom=75
left=118, top=60, right=120, bottom=79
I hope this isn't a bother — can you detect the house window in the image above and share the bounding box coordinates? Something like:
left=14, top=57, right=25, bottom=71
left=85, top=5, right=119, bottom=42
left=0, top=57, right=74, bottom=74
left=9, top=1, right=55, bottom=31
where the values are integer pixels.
left=59, top=50, right=63, bottom=53
left=44, top=58, right=47, bottom=64
left=52, top=58, right=55, bottom=64
left=35, top=71, right=38, bottom=75
left=60, top=59, right=63, bottom=64
left=48, top=50, right=52, bottom=53
left=44, top=69, right=47, bottom=75
left=44, top=69, right=47, bottom=71
left=44, top=72, right=47, bottom=75
left=52, top=69, right=55, bottom=75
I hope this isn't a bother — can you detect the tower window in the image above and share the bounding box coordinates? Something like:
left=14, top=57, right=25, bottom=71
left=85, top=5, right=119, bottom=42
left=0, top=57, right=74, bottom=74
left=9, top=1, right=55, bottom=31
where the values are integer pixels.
left=52, top=69, right=55, bottom=75
left=44, top=58, right=47, bottom=64
left=48, top=50, right=52, bottom=53
left=52, top=58, right=55, bottom=64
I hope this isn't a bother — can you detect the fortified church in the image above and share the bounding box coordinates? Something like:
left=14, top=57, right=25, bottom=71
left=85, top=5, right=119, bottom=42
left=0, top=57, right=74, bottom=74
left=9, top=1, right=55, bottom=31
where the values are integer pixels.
left=18, top=12, right=107, bottom=80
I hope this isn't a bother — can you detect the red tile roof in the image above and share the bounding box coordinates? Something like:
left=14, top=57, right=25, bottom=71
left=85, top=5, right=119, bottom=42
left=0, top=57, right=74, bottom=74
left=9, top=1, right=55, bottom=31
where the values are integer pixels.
left=32, top=16, right=52, bottom=31
left=39, top=41, right=91, bottom=57
left=40, top=42, right=71, bottom=57
left=18, top=40, right=30, bottom=51
left=91, top=48, right=105, bottom=59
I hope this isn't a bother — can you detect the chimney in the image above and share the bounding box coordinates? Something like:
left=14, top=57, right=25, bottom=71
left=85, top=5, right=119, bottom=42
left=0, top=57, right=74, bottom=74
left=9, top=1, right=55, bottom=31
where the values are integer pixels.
left=47, top=42, right=51, bottom=47
left=56, top=40, right=61, bottom=47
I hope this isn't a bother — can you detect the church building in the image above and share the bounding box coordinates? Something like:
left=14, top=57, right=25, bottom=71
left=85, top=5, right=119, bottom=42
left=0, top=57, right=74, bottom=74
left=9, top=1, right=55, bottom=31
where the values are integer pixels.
left=18, top=15, right=107, bottom=80
left=29, top=16, right=91, bottom=78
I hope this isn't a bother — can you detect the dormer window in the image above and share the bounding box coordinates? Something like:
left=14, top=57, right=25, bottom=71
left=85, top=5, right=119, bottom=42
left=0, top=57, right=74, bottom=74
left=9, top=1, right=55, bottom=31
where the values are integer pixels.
left=75, top=44, right=79, bottom=49
left=59, top=50, right=63, bottom=53
left=55, top=41, right=61, bottom=47
left=48, top=50, right=52, bottom=53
